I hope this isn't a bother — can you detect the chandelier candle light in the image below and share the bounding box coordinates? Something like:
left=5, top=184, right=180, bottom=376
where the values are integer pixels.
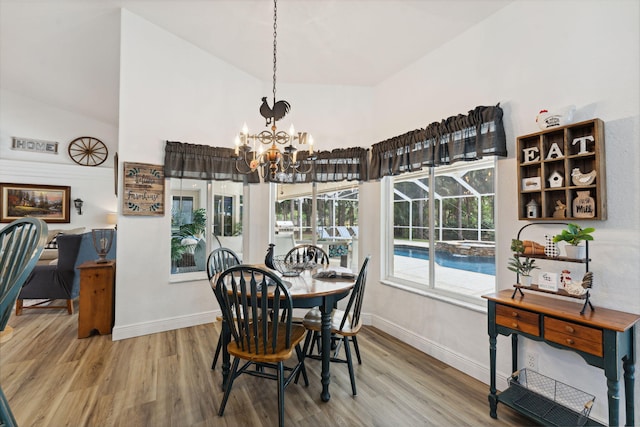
left=235, top=0, right=315, bottom=180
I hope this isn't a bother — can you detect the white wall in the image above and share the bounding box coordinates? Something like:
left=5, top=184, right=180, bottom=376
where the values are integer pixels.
left=113, top=9, right=261, bottom=337
left=0, top=90, right=118, bottom=229
left=368, top=1, right=639, bottom=423
left=113, top=10, right=374, bottom=337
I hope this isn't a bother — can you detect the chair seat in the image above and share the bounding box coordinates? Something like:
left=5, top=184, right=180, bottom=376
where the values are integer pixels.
left=228, top=322, right=307, bottom=363
left=302, top=308, right=361, bottom=336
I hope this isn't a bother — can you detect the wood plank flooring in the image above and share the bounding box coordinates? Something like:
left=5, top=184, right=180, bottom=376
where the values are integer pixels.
left=1, top=301, right=532, bottom=426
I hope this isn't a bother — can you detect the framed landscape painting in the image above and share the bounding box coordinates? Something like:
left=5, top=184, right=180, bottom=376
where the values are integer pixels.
left=0, top=183, right=71, bottom=223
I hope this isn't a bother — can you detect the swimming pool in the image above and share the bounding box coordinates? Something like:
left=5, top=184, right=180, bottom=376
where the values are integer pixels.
left=394, top=246, right=496, bottom=275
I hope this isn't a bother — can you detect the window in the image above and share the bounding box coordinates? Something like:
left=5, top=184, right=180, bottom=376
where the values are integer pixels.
left=170, top=178, right=245, bottom=275
left=274, top=182, right=359, bottom=269
left=384, top=158, right=496, bottom=303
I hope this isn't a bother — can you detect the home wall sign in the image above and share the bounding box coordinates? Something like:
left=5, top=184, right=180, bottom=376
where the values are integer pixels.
left=11, top=137, right=59, bottom=154
left=122, top=162, right=165, bottom=216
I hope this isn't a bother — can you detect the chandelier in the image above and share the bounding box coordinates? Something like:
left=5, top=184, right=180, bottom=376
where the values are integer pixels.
left=235, top=0, right=315, bottom=180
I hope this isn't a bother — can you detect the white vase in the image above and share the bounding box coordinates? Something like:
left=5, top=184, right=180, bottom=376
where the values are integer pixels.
left=521, top=275, right=533, bottom=287
left=564, top=245, right=586, bottom=260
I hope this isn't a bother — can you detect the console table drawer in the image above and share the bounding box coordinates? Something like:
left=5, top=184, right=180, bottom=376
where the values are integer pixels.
left=496, top=305, right=540, bottom=336
left=545, top=318, right=603, bottom=357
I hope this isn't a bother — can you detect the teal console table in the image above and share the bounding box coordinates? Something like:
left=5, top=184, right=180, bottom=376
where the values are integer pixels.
left=483, top=290, right=639, bottom=426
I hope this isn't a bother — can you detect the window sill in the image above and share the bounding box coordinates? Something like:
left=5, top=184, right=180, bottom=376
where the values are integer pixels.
left=380, top=279, right=488, bottom=314
left=169, top=271, right=208, bottom=284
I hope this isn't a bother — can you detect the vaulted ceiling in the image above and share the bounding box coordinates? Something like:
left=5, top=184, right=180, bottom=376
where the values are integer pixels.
left=0, top=0, right=512, bottom=125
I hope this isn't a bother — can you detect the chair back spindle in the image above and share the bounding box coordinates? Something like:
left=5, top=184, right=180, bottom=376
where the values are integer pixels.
left=217, top=266, right=294, bottom=355
left=0, top=218, right=47, bottom=427
left=206, top=247, right=241, bottom=281
left=339, top=255, right=370, bottom=331
left=285, top=245, right=329, bottom=268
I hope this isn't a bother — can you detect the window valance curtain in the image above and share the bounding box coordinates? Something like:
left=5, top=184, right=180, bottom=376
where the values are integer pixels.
left=164, top=141, right=260, bottom=183
left=369, top=104, right=506, bottom=179
left=267, top=147, right=369, bottom=183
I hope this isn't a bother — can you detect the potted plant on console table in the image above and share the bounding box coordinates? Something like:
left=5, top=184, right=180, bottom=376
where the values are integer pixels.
left=507, top=239, right=539, bottom=287
left=552, top=223, right=595, bottom=259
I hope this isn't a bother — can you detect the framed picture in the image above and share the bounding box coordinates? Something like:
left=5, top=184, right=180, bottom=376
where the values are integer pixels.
left=122, top=162, right=165, bottom=216
left=0, top=183, right=71, bottom=223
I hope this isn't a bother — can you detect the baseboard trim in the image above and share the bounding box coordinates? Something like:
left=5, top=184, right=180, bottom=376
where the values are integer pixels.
left=112, top=310, right=217, bottom=341
left=111, top=310, right=511, bottom=389
left=369, top=313, right=509, bottom=389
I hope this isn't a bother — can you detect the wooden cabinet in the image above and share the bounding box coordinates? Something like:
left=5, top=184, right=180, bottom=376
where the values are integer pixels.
left=517, top=118, right=606, bottom=220
left=484, top=290, right=640, bottom=426
left=77, top=260, right=115, bottom=339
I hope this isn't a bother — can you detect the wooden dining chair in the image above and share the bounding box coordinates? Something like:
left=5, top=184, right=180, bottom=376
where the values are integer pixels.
left=1, top=218, right=47, bottom=427
left=301, top=255, right=371, bottom=395
left=215, top=266, right=308, bottom=427
left=206, top=247, right=241, bottom=370
left=284, top=244, right=329, bottom=268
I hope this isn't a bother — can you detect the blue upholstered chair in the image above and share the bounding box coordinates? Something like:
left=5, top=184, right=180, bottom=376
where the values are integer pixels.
left=16, top=231, right=116, bottom=315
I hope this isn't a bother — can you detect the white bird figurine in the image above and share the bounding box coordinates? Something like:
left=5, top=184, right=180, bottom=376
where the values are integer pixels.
left=572, top=168, right=597, bottom=186
left=565, top=271, right=593, bottom=296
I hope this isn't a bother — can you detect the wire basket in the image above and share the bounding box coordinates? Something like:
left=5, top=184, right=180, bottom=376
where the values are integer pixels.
left=509, top=369, right=595, bottom=426
left=271, top=255, right=303, bottom=277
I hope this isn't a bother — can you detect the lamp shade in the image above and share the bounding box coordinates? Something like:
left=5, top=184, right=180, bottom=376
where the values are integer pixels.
left=106, top=212, right=117, bottom=226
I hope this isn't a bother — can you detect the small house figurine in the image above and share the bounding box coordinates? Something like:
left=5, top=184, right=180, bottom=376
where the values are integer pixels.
left=526, top=199, right=539, bottom=218
left=548, top=171, right=563, bottom=188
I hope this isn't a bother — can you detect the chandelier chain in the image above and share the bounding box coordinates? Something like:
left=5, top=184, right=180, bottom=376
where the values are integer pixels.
left=272, top=0, right=278, bottom=106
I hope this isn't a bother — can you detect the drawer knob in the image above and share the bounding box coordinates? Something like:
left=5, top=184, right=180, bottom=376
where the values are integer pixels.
left=564, top=325, right=575, bottom=333
left=511, top=312, right=519, bottom=318
left=512, top=322, right=519, bottom=328
left=566, top=338, right=575, bottom=345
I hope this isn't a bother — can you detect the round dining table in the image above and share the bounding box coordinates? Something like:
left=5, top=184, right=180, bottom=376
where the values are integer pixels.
left=216, top=266, right=356, bottom=402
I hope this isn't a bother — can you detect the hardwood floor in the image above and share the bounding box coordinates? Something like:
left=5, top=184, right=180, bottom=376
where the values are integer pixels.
left=1, top=301, right=532, bottom=426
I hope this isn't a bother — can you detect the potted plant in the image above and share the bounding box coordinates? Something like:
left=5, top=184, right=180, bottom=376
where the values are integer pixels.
left=552, top=223, right=595, bottom=259
left=507, top=239, right=539, bottom=286
left=171, top=208, right=208, bottom=273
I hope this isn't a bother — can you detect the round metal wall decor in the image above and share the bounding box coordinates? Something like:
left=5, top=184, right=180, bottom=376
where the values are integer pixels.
left=68, top=136, right=108, bottom=166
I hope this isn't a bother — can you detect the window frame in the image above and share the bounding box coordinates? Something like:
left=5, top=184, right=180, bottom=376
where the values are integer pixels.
left=382, top=157, right=497, bottom=306
left=169, top=178, right=247, bottom=281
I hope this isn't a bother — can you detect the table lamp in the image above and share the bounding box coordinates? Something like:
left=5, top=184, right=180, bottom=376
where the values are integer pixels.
left=92, top=228, right=115, bottom=263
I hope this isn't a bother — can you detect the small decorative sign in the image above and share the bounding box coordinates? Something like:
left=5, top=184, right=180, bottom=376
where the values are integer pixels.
left=122, top=162, right=165, bottom=216
left=573, top=190, right=595, bottom=218
left=11, top=137, right=59, bottom=154
left=538, top=271, right=559, bottom=292
left=522, top=176, right=541, bottom=191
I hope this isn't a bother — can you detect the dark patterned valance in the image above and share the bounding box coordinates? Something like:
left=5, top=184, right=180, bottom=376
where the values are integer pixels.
left=369, top=104, right=506, bottom=179
left=164, top=141, right=260, bottom=183
left=267, top=147, right=369, bottom=183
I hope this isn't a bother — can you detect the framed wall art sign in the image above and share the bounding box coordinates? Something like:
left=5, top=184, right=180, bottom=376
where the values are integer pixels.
left=11, top=137, right=59, bottom=155
left=0, top=183, right=70, bottom=223
left=122, top=162, right=165, bottom=216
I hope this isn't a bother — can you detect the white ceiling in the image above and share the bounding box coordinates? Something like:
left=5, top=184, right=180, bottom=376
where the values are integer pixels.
left=0, top=0, right=512, bottom=126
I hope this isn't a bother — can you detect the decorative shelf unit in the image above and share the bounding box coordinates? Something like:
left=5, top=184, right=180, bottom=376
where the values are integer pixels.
left=517, top=118, right=606, bottom=220
left=511, top=223, right=593, bottom=314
